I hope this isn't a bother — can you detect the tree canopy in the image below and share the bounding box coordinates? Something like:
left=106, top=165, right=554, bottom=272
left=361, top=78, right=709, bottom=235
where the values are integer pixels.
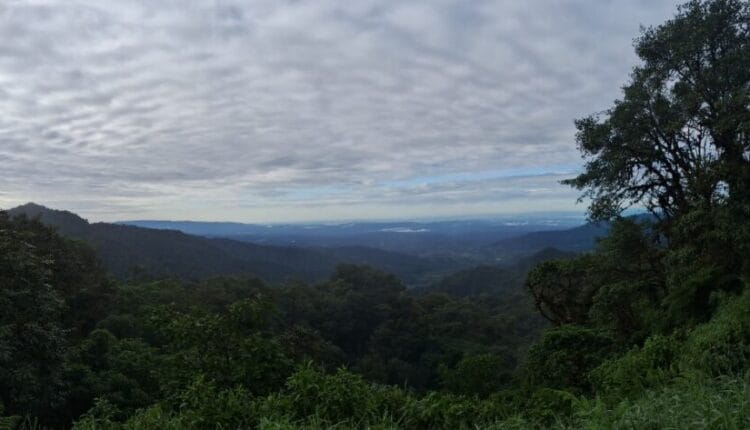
left=565, top=0, right=750, bottom=221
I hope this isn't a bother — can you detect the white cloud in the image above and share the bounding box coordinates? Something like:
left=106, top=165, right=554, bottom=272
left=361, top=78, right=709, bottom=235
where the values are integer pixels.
left=0, top=0, right=681, bottom=221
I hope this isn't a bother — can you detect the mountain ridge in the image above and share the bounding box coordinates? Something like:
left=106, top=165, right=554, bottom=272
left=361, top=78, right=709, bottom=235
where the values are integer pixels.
left=6, top=203, right=457, bottom=284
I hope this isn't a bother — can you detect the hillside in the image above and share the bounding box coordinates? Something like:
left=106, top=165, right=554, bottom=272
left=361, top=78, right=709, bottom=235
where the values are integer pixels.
left=489, top=221, right=609, bottom=257
left=416, top=248, right=574, bottom=297
left=7, top=203, right=458, bottom=284
left=121, top=218, right=580, bottom=256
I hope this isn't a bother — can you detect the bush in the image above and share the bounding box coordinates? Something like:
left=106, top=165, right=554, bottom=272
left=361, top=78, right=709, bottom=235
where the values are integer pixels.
left=439, top=353, right=512, bottom=397
left=258, top=364, right=406, bottom=427
left=590, top=334, right=681, bottom=400
left=571, top=376, right=750, bottom=429
left=169, top=376, right=257, bottom=429
left=523, top=325, right=617, bottom=392
left=402, top=391, right=508, bottom=429
left=680, top=288, right=750, bottom=377
left=522, top=388, right=578, bottom=425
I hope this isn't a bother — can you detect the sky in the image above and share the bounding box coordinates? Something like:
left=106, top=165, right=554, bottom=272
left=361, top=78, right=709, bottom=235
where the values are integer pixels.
left=0, top=0, right=682, bottom=223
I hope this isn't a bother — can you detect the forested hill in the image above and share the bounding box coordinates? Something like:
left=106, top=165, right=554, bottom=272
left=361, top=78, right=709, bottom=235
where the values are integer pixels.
left=417, top=248, right=575, bottom=297
left=120, top=218, right=582, bottom=256
left=489, top=221, right=609, bottom=256
left=7, top=203, right=460, bottom=284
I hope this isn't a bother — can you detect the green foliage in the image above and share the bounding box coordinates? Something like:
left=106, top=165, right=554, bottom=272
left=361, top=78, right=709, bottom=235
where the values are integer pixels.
left=528, top=218, right=665, bottom=342
left=522, top=388, right=579, bottom=426
left=0, top=416, right=23, bottom=430
left=525, top=255, right=599, bottom=326
left=402, top=392, right=498, bottom=429
left=154, top=298, right=293, bottom=397
left=62, top=329, right=161, bottom=421
left=661, top=207, right=747, bottom=329
left=169, top=377, right=257, bottom=428
left=426, top=265, right=520, bottom=297
left=680, top=287, right=750, bottom=377
left=523, top=325, right=616, bottom=392
left=70, top=398, right=121, bottom=430
left=587, top=219, right=665, bottom=340
left=571, top=375, right=750, bottom=429
left=0, top=212, right=66, bottom=417
left=590, top=334, right=681, bottom=400
left=6, top=213, right=116, bottom=338
left=439, top=353, right=512, bottom=397
left=261, top=364, right=402, bottom=426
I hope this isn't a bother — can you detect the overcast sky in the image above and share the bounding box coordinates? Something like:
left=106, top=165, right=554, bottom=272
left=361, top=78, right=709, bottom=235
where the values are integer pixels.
left=0, top=0, right=681, bottom=222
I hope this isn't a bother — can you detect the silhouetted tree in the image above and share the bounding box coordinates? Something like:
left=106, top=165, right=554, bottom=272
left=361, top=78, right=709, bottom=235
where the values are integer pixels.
left=565, top=0, right=750, bottom=221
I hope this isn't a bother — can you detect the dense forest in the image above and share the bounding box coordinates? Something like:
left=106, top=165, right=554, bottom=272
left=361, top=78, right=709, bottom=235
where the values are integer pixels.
left=2, top=0, right=750, bottom=428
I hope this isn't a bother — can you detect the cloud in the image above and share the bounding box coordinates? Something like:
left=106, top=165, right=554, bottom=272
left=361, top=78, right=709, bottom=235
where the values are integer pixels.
left=0, top=0, right=681, bottom=221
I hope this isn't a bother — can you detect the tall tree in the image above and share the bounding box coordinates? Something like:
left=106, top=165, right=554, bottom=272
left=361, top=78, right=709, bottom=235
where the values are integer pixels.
left=565, top=0, right=750, bottom=221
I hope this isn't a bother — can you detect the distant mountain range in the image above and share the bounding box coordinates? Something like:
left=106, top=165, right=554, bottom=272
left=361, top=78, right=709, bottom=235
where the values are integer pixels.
left=8, top=203, right=461, bottom=284
left=121, top=217, right=584, bottom=256
left=489, top=221, right=610, bottom=256
left=6, top=203, right=615, bottom=287
left=120, top=217, right=583, bottom=238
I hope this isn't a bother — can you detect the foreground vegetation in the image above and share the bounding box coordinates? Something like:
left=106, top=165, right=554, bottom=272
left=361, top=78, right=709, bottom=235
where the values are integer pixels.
left=2, top=208, right=749, bottom=429
left=3, top=204, right=749, bottom=429
left=2, top=0, right=750, bottom=428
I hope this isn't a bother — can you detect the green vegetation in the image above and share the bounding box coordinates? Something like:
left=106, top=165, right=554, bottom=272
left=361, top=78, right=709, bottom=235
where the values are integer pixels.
left=0, top=212, right=546, bottom=428
left=2, top=0, right=750, bottom=428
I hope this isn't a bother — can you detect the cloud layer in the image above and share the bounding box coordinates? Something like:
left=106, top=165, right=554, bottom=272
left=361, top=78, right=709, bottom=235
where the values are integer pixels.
left=0, top=0, right=680, bottom=221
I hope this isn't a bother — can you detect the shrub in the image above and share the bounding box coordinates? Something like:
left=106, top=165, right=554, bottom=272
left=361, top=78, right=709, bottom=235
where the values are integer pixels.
left=169, top=376, right=257, bottom=429
left=523, top=325, right=616, bottom=392
left=522, top=388, right=578, bottom=426
left=438, top=353, right=512, bottom=397
left=680, top=288, right=750, bottom=377
left=260, top=364, right=405, bottom=427
left=571, top=376, right=750, bottom=429
left=403, top=391, right=505, bottom=429
left=590, top=334, right=681, bottom=400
